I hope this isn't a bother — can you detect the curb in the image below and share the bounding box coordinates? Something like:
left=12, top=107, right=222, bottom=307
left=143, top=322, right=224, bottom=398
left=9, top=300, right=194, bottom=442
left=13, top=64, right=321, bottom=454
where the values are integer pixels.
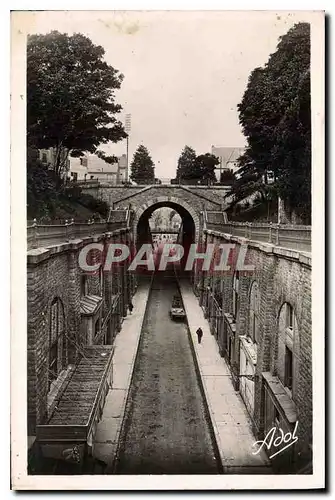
left=111, top=274, right=154, bottom=472
left=176, top=277, right=224, bottom=474
left=178, top=279, right=272, bottom=473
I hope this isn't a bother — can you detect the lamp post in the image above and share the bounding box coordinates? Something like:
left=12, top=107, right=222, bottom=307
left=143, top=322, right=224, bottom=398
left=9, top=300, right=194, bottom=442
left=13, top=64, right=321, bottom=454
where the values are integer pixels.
left=125, top=114, right=131, bottom=183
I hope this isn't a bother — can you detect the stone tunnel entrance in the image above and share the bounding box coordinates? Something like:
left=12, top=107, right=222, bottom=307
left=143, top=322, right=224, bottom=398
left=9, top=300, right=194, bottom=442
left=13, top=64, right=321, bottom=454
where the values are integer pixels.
left=135, top=201, right=197, bottom=273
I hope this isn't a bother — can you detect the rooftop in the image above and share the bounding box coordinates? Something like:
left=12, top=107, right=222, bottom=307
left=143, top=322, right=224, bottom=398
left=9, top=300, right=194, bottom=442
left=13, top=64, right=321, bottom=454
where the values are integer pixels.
left=211, top=146, right=245, bottom=165
left=37, top=346, right=114, bottom=442
left=80, top=295, right=102, bottom=316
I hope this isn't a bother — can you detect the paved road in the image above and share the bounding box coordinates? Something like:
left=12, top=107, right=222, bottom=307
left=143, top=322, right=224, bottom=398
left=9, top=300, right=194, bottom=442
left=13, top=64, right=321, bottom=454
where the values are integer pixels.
left=115, top=273, right=220, bottom=474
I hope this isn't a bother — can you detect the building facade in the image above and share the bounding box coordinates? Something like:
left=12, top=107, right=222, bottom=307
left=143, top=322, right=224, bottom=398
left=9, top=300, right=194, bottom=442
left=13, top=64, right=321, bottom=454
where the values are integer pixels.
left=211, top=146, right=245, bottom=182
left=27, top=227, right=137, bottom=472
left=39, top=148, right=128, bottom=184
left=193, top=228, right=312, bottom=473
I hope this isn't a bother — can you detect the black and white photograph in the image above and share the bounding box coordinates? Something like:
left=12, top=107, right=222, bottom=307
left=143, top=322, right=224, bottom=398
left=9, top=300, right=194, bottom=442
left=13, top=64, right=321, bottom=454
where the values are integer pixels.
left=10, top=8, right=324, bottom=490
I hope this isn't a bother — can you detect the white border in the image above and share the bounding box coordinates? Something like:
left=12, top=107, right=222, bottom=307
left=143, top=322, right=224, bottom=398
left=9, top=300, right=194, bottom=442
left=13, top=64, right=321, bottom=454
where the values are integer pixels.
left=9, top=7, right=325, bottom=491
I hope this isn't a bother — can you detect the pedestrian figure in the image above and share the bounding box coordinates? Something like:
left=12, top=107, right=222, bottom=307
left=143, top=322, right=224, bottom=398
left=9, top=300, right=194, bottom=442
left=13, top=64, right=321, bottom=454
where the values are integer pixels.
left=128, top=302, right=134, bottom=315
left=196, top=327, right=203, bottom=344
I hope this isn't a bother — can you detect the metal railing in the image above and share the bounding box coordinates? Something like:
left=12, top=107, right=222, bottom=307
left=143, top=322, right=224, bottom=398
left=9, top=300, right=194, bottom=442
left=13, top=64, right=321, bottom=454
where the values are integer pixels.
left=27, top=219, right=127, bottom=250
left=203, top=209, right=312, bottom=252
left=203, top=211, right=311, bottom=253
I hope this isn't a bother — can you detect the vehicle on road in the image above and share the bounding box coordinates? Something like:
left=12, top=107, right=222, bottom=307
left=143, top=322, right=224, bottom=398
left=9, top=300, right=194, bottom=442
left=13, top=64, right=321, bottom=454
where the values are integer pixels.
left=170, top=294, right=186, bottom=321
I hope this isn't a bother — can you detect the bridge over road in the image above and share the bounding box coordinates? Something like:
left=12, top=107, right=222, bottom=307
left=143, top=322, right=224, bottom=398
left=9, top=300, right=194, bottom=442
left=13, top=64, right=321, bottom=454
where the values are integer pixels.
left=79, top=183, right=231, bottom=212
left=80, top=183, right=230, bottom=248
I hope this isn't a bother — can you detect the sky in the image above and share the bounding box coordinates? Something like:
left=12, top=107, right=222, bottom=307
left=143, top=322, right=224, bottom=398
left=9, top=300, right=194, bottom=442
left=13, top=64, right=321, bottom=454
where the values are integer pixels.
left=24, top=10, right=317, bottom=179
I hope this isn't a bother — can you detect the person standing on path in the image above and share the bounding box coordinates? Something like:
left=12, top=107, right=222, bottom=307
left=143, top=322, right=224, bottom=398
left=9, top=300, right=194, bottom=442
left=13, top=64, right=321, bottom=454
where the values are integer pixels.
left=196, top=327, right=203, bottom=344
left=128, top=301, right=134, bottom=315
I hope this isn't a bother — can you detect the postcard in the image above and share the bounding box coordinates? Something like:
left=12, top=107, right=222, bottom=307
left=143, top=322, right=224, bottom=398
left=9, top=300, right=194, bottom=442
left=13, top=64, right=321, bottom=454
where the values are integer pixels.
left=11, top=9, right=325, bottom=490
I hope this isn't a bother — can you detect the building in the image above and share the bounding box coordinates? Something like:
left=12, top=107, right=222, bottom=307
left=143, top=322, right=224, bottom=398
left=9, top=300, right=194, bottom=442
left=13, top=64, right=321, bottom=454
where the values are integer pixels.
left=193, top=226, right=312, bottom=473
left=117, top=154, right=127, bottom=184
left=69, top=154, right=128, bottom=184
left=38, top=148, right=70, bottom=178
left=68, top=156, right=89, bottom=181
left=39, top=148, right=128, bottom=185
left=85, top=154, right=118, bottom=184
left=211, top=146, right=245, bottom=181
left=27, top=228, right=137, bottom=473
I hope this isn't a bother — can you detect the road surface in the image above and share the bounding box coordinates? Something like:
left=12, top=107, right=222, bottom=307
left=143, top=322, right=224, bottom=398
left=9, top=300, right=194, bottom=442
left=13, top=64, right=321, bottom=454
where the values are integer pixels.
left=115, top=273, right=220, bottom=474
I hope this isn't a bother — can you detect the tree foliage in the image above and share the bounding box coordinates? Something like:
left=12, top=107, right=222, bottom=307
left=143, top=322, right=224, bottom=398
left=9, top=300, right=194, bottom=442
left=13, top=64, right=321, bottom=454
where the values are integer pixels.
left=27, top=148, right=109, bottom=221
left=176, top=146, right=197, bottom=181
left=194, top=153, right=219, bottom=183
left=176, top=146, right=219, bottom=184
left=169, top=209, right=177, bottom=222
left=220, top=169, right=236, bottom=184
left=230, top=22, right=311, bottom=222
left=130, top=145, right=155, bottom=184
left=95, top=150, right=119, bottom=165
left=27, top=31, right=127, bottom=175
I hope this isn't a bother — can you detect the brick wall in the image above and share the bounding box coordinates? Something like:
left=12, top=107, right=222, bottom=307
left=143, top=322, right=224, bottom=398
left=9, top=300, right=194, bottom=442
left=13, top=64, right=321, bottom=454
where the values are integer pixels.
left=27, top=229, right=132, bottom=436
left=27, top=251, right=71, bottom=432
left=197, top=230, right=312, bottom=470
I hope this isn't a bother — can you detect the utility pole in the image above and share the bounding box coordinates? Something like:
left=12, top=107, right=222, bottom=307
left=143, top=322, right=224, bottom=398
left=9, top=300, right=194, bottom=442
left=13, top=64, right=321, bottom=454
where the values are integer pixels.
left=125, top=114, right=131, bottom=183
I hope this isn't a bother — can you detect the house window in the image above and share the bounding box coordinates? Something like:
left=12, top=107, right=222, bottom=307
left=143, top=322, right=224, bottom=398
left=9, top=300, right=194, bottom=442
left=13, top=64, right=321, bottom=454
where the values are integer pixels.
left=232, top=271, right=239, bottom=319
left=249, top=281, right=260, bottom=343
left=41, top=152, right=47, bottom=163
left=285, top=346, right=293, bottom=391
left=49, top=298, right=66, bottom=389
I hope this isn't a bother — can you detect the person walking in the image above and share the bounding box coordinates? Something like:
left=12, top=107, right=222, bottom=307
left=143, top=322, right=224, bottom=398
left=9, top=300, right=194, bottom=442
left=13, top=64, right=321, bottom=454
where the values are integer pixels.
left=128, top=301, right=134, bottom=315
left=196, top=327, right=203, bottom=344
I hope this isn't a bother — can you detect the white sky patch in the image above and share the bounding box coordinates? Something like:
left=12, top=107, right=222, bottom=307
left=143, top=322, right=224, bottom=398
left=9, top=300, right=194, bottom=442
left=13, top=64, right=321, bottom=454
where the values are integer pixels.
left=23, top=10, right=316, bottom=179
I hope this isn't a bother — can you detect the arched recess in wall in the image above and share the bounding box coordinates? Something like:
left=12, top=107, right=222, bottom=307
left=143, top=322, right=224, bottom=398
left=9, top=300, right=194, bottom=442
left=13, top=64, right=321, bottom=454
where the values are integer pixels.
left=49, top=297, right=66, bottom=389
left=248, top=280, right=260, bottom=345
left=232, top=270, right=240, bottom=320
left=276, top=302, right=300, bottom=399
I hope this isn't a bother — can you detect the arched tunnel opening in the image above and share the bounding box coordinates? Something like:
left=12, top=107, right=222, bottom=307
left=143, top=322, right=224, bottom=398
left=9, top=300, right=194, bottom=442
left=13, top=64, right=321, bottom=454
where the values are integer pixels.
left=135, top=202, right=196, bottom=274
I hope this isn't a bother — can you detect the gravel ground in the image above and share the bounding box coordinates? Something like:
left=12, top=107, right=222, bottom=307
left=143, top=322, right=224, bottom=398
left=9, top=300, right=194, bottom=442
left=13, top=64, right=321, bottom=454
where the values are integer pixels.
left=115, top=274, right=220, bottom=474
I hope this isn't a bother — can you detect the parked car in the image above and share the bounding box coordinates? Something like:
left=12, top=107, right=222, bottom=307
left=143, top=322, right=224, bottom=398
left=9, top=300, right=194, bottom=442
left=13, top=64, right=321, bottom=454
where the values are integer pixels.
left=170, top=295, right=186, bottom=321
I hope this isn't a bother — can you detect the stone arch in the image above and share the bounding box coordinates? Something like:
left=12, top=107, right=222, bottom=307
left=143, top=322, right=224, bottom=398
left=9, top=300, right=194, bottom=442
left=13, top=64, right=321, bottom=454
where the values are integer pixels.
left=48, top=296, right=67, bottom=388
left=133, top=195, right=201, bottom=242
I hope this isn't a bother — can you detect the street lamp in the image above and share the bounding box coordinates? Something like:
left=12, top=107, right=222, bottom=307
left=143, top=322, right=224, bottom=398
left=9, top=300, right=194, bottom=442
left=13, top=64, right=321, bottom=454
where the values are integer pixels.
left=125, top=114, right=131, bottom=183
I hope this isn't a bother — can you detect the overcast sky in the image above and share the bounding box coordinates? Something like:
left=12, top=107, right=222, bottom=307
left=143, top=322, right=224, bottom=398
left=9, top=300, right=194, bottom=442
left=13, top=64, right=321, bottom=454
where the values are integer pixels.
left=26, top=10, right=316, bottom=179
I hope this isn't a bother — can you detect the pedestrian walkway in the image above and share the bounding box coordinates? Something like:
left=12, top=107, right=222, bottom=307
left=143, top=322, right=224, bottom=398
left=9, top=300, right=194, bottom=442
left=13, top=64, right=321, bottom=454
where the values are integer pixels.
left=179, top=281, right=272, bottom=474
left=92, top=282, right=151, bottom=469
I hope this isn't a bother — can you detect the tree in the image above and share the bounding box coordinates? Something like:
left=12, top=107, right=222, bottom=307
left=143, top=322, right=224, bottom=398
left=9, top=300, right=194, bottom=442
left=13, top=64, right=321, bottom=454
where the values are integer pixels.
left=176, top=146, right=197, bottom=182
left=27, top=31, right=127, bottom=176
left=194, top=153, right=219, bottom=184
left=175, top=147, right=219, bottom=184
left=220, top=169, right=236, bottom=184
left=130, top=145, right=155, bottom=184
left=169, top=209, right=177, bottom=222
left=150, top=210, right=163, bottom=230
left=229, top=23, right=311, bottom=222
